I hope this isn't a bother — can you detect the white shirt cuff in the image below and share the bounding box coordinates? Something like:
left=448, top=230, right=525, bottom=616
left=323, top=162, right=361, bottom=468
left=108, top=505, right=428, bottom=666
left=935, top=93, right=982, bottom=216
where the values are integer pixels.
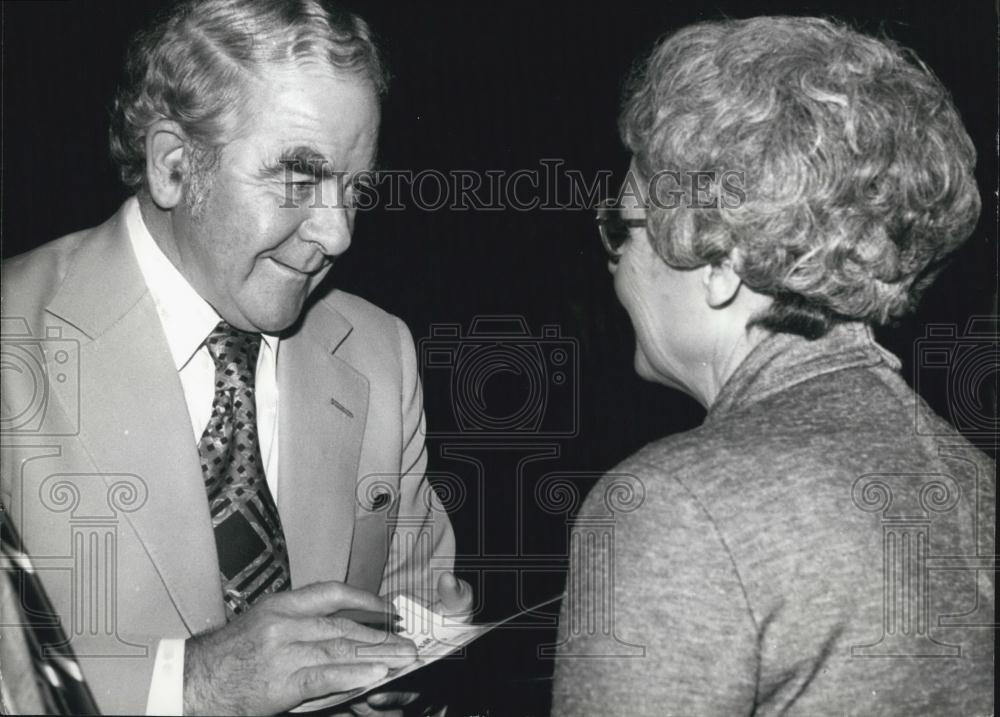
left=145, top=638, right=185, bottom=715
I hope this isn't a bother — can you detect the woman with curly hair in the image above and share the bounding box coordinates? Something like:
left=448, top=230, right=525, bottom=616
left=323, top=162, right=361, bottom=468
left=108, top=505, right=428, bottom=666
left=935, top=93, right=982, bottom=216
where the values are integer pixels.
left=553, top=16, right=993, bottom=716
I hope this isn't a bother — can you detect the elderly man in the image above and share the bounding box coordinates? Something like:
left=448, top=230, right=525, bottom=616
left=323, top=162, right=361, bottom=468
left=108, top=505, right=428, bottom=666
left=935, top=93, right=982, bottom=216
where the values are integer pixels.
left=0, top=1, right=469, bottom=714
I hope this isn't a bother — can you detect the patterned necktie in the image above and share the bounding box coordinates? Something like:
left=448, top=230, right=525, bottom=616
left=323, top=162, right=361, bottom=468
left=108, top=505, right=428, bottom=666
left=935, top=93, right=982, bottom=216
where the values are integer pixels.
left=199, top=321, right=290, bottom=619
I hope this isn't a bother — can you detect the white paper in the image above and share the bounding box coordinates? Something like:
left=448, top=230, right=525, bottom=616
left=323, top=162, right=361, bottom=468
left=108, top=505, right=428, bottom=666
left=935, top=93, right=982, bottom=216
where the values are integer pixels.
left=291, top=594, right=560, bottom=712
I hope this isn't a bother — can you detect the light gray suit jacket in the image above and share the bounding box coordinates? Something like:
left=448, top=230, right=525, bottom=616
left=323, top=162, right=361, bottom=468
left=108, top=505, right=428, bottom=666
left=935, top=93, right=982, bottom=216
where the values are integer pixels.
left=1, top=202, right=455, bottom=714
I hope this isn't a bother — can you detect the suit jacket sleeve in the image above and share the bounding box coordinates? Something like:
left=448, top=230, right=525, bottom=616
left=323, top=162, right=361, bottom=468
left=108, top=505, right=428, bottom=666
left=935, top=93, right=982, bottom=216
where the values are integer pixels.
left=376, top=317, right=456, bottom=605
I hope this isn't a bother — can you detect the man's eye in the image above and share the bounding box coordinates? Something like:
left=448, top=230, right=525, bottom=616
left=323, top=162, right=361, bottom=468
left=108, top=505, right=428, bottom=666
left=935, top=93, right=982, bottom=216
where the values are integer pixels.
left=288, top=180, right=317, bottom=195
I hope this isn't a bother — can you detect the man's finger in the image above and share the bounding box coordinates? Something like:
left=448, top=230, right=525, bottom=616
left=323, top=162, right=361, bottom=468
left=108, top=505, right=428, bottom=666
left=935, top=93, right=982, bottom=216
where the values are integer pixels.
left=292, top=663, right=389, bottom=703
left=308, top=637, right=416, bottom=668
left=351, top=700, right=406, bottom=716
left=295, top=615, right=402, bottom=644
left=435, top=573, right=474, bottom=619
left=366, top=690, right=420, bottom=708
left=279, top=580, right=388, bottom=616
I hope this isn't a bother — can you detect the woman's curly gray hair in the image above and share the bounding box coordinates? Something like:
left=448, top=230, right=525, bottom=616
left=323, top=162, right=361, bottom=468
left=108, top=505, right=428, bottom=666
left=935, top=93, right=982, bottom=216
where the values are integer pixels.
left=620, top=16, right=980, bottom=338
left=109, top=0, right=387, bottom=193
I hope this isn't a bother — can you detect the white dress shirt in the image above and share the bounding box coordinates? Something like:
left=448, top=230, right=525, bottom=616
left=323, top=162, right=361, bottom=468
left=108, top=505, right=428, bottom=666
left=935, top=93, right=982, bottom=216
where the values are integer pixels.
left=124, top=198, right=281, bottom=715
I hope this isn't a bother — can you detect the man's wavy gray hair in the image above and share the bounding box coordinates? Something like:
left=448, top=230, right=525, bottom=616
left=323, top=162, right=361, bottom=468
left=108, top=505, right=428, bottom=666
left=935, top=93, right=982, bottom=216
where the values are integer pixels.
left=109, top=0, right=387, bottom=193
left=620, top=16, right=980, bottom=338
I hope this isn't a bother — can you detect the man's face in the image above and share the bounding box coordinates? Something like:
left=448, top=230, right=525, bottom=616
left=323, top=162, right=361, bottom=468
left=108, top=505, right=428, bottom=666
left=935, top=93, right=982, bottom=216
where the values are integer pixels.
left=168, top=65, right=380, bottom=333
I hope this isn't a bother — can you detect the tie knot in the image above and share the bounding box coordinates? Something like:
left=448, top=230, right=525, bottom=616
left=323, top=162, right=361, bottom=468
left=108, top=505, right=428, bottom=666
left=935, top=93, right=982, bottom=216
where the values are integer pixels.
left=205, top=321, right=261, bottom=390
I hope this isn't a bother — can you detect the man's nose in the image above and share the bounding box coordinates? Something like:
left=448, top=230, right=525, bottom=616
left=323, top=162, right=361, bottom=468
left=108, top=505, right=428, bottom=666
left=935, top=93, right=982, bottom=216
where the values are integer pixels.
left=297, top=204, right=352, bottom=257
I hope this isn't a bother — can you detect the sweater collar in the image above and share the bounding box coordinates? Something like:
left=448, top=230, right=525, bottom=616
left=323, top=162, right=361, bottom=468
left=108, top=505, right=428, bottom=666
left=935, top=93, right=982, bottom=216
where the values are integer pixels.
left=706, top=322, right=902, bottom=421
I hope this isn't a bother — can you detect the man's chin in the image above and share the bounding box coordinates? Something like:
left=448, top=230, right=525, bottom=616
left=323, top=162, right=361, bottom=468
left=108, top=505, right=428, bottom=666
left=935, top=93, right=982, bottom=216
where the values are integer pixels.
left=249, top=313, right=301, bottom=334
left=232, top=301, right=306, bottom=335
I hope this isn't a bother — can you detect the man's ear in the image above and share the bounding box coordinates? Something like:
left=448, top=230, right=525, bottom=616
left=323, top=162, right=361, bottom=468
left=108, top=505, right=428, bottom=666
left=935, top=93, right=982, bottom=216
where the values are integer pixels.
left=702, top=253, right=743, bottom=309
left=144, top=119, right=188, bottom=210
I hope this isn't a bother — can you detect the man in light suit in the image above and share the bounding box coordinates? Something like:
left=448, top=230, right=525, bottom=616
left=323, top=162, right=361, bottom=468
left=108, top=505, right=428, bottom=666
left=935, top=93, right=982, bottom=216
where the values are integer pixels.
left=0, top=1, right=470, bottom=714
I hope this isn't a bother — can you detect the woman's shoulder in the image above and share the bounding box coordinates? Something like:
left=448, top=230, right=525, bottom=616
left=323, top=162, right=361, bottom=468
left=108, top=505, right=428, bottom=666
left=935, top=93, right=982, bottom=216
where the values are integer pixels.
left=576, top=426, right=750, bottom=533
left=588, top=380, right=899, bottom=533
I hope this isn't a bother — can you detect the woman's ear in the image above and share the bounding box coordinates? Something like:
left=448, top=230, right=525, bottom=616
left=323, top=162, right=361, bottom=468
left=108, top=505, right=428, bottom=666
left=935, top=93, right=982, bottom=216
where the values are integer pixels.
left=144, top=119, right=188, bottom=210
left=702, top=253, right=743, bottom=309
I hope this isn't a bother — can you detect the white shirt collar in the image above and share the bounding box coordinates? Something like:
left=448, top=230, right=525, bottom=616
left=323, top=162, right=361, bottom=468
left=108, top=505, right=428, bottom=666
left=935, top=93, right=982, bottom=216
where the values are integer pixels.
left=124, top=197, right=279, bottom=370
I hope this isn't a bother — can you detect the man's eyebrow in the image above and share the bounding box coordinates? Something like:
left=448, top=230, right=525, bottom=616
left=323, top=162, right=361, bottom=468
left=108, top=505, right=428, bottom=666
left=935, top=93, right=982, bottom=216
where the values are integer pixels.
left=261, top=146, right=381, bottom=180
left=261, top=146, right=338, bottom=179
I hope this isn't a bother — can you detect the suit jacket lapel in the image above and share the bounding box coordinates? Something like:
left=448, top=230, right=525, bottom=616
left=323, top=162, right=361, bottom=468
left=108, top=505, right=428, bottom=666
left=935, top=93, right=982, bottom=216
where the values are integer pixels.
left=278, top=300, right=369, bottom=589
left=45, top=205, right=226, bottom=634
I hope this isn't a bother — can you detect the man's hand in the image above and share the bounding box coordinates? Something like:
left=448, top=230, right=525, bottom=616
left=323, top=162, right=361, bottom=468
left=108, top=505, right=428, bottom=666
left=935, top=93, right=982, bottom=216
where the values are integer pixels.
left=183, top=581, right=417, bottom=716
left=431, top=571, right=473, bottom=624
left=348, top=572, right=474, bottom=715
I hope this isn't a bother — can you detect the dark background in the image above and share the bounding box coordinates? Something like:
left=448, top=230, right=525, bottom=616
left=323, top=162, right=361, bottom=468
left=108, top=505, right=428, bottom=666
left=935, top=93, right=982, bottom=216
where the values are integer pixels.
left=2, top=2, right=996, bottom=714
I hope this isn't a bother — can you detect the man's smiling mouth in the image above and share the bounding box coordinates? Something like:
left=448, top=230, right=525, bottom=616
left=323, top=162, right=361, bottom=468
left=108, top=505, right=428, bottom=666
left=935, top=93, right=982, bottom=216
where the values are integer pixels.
left=268, top=257, right=325, bottom=277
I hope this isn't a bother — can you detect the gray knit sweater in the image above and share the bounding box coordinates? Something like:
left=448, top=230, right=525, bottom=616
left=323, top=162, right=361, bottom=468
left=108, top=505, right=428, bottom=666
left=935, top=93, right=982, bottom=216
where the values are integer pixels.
left=552, top=322, right=994, bottom=716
